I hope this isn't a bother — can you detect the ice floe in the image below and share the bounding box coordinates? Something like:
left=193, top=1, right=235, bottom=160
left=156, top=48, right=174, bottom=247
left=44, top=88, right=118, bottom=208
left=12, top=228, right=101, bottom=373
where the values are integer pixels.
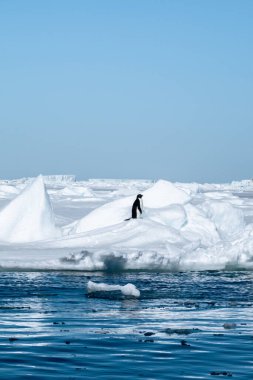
left=87, top=280, right=140, bottom=297
left=0, top=176, right=253, bottom=271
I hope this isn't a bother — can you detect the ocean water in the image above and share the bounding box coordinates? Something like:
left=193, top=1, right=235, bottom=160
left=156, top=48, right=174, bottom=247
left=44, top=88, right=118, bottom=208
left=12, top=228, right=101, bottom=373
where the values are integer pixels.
left=0, top=270, right=252, bottom=379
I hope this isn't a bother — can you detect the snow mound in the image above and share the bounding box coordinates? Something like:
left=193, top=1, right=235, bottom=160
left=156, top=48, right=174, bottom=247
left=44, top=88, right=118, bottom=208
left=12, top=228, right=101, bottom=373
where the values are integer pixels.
left=181, top=204, right=220, bottom=247
left=201, top=200, right=245, bottom=239
left=0, top=185, right=19, bottom=199
left=147, top=204, right=187, bottom=229
left=143, top=180, right=190, bottom=208
left=0, top=175, right=60, bottom=243
left=68, top=179, right=190, bottom=234
left=87, top=280, right=140, bottom=297
left=67, top=196, right=130, bottom=234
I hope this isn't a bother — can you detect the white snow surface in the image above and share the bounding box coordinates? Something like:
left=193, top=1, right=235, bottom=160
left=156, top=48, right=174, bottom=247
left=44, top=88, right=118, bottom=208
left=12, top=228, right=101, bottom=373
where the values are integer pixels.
left=68, top=180, right=190, bottom=234
left=0, top=184, right=20, bottom=199
left=0, top=175, right=60, bottom=243
left=87, top=280, right=140, bottom=297
left=1, top=176, right=253, bottom=271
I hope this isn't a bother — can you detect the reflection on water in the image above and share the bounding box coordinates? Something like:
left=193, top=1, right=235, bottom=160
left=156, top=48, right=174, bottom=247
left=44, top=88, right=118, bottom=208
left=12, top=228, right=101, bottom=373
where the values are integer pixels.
left=0, top=271, right=252, bottom=379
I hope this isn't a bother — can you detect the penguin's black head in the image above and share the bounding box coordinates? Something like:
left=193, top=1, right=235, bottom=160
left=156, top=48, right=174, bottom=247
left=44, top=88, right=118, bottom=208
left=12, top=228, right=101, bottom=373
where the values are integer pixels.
left=137, top=194, right=143, bottom=198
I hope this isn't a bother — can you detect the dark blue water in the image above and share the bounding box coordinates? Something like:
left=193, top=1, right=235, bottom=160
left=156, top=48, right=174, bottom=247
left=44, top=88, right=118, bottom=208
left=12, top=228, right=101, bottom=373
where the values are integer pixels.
left=0, top=271, right=252, bottom=379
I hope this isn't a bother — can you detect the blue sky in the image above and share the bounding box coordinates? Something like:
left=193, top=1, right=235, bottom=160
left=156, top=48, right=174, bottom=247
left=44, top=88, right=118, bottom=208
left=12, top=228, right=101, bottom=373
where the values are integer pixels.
left=0, top=0, right=252, bottom=182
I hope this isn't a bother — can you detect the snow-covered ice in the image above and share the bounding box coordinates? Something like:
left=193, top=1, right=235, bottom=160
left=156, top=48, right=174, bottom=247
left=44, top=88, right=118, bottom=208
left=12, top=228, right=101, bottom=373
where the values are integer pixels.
left=0, top=175, right=60, bottom=243
left=0, top=175, right=253, bottom=271
left=87, top=280, right=140, bottom=297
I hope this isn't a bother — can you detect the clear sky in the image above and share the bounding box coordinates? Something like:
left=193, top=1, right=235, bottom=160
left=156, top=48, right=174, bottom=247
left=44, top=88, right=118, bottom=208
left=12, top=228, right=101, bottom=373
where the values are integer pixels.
left=0, top=0, right=252, bottom=182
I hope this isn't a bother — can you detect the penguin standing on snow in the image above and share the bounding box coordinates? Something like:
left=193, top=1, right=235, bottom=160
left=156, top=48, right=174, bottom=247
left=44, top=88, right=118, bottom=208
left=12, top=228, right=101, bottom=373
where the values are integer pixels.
left=131, top=194, right=143, bottom=219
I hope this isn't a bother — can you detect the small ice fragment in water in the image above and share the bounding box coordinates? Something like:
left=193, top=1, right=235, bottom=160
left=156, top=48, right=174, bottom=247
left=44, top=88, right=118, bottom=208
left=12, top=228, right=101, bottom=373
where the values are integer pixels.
left=87, top=280, right=140, bottom=298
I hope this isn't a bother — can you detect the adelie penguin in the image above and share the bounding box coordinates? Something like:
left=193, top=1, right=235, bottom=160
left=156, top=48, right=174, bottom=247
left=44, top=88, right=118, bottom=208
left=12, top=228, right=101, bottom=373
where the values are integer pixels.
left=125, top=194, right=143, bottom=221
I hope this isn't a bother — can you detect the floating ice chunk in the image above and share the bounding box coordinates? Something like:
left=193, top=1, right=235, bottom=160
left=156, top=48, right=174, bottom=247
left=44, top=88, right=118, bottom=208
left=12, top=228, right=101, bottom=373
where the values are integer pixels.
left=87, top=280, right=140, bottom=297
left=0, top=175, right=60, bottom=243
